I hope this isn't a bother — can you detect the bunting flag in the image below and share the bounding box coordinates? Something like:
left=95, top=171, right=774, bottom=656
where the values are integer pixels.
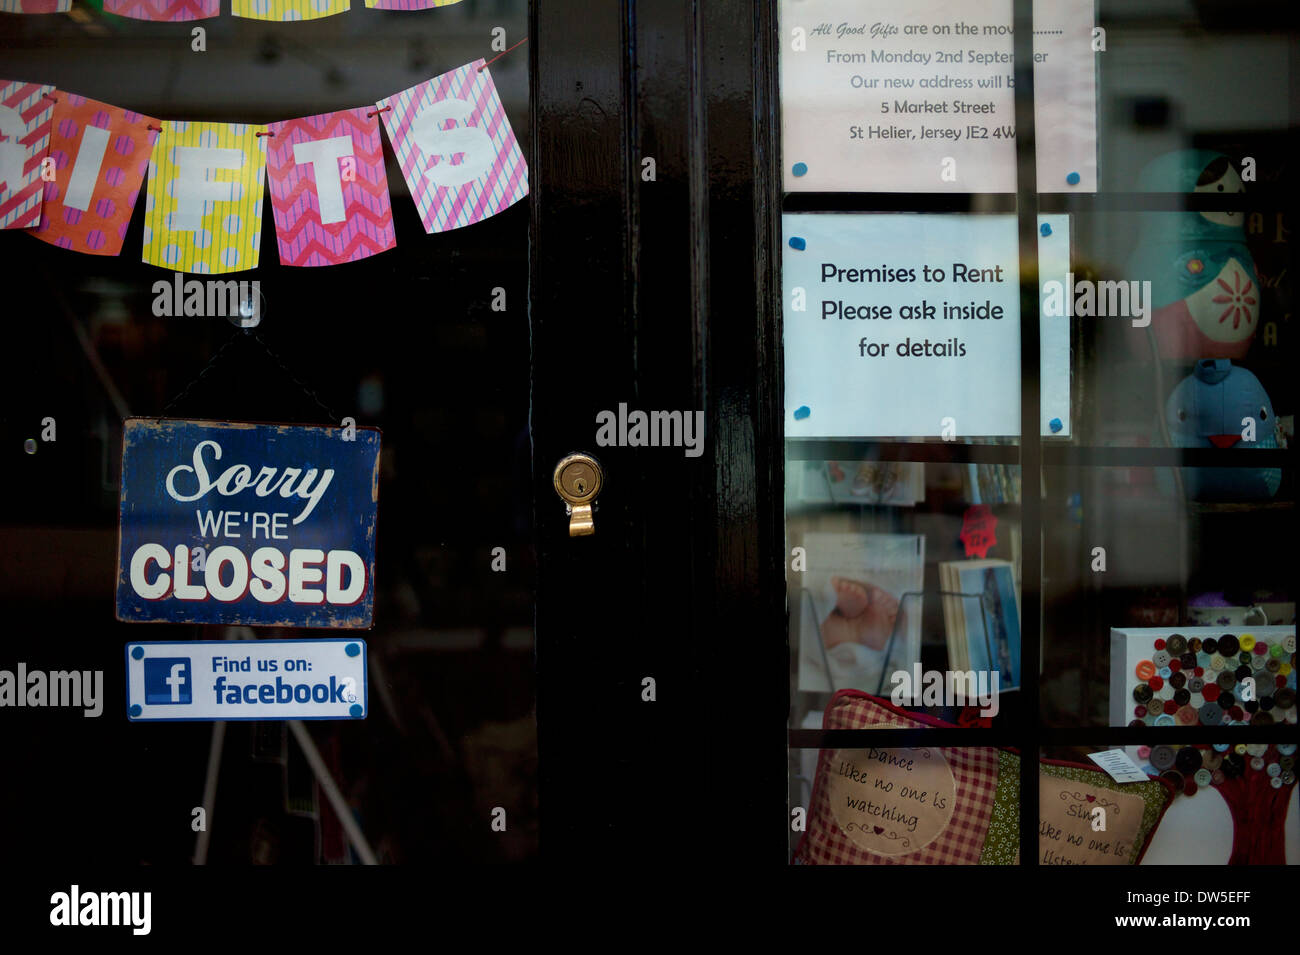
left=266, top=107, right=395, bottom=267
left=231, top=0, right=349, bottom=20
left=33, top=94, right=158, bottom=256
left=0, top=0, right=71, bottom=11
left=365, top=0, right=462, bottom=8
left=0, top=80, right=54, bottom=230
left=378, top=60, right=527, bottom=234
left=104, top=0, right=219, bottom=20
left=142, top=121, right=267, bottom=274
left=5, top=59, right=528, bottom=271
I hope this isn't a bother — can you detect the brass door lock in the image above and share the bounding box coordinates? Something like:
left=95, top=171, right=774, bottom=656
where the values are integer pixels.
left=553, top=452, right=603, bottom=536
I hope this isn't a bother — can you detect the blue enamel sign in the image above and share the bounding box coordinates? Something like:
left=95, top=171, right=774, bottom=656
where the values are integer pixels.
left=115, top=418, right=380, bottom=629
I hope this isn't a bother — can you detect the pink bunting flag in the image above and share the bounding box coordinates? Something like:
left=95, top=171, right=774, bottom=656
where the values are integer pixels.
left=103, top=0, right=219, bottom=21
left=364, top=0, right=462, bottom=8
left=32, top=93, right=159, bottom=256
left=0, top=0, right=71, bottom=11
left=0, top=80, right=54, bottom=230
left=378, top=59, right=527, bottom=234
left=266, top=107, right=395, bottom=267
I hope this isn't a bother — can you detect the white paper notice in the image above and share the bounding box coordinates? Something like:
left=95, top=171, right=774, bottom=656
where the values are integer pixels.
left=779, top=0, right=1017, bottom=193
left=1087, top=749, right=1151, bottom=785
left=784, top=212, right=1071, bottom=438
left=1033, top=0, right=1098, bottom=192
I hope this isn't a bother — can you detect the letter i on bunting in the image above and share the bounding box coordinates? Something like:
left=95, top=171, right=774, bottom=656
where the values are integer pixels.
left=266, top=107, right=395, bottom=267
left=231, top=0, right=349, bottom=20
left=379, top=60, right=528, bottom=233
left=33, top=94, right=159, bottom=256
left=0, top=80, right=54, bottom=230
left=142, top=122, right=267, bottom=274
left=103, top=0, right=219, bottom=20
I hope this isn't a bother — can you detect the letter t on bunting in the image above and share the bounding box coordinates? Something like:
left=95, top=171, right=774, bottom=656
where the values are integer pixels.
left=378, top=59, right=528, bottom=233
left=266, top=107, right=395, bottom=267
left=0, top=79, right=54, bottom=230
left=142, top=121, right=267, bottom=274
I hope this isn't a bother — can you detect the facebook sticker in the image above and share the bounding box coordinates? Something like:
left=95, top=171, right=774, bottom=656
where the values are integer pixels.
left=143, top=658, right=191, bottom=705
left=126, top=640, right=367, bottom=722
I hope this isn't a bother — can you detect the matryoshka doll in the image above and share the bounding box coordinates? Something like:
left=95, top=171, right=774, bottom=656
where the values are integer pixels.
left=1127, top=150, right=1260, bottom=360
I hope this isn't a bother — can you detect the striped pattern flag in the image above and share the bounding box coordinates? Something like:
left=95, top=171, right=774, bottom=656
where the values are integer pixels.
left=0, top=80, right=54, bottom=230
left=33, top=93, right=158, bottom=256
left=103, top=0, right=219, bottom=20
left=0, top=0, right=71, bottom=11
left=364, top=0, right=461, bottom=8
left=266, top=107, right=395, bottom=267
left=141, top=121, right=267, bottom=274
left=231, top=0, right=349, bottom=20
left=379, top=60, right=527, bottom=234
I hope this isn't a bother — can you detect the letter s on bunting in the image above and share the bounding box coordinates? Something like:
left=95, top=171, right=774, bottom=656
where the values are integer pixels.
left=115, top=419, right=381, bottom=629
left=378, top=59, right=528, bottom=234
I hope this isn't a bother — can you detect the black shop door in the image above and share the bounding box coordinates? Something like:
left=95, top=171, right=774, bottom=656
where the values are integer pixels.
left=529, top=0, right=787, bottom=865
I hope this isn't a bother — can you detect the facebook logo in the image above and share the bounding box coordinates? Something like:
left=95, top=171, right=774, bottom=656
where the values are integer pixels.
left=143, top=657, right=192, bottom=705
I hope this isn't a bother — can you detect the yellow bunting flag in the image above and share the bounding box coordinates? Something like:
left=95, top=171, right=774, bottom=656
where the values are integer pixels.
left=230, top=0, right=349, bottom=20
left=142, top=121, right=267, bottom=274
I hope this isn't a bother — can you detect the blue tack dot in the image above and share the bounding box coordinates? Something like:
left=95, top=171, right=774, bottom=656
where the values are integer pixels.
left=1066, top=171, right=1081, bottom=185
left=793, top=405, right=811, bottom=421
left=131, top=646, right=144, bottom=659
left=349, top=704, right=363, bottom=718
left=1040, top=223, right=1052, bottom=237
left=1049, top=417, right=1063, bottom=433
left=792, top=162, right=808, bottom=177
left=129, top=704, right=142, bottom=717
left=788, top=236, right=806, bottom=251
left=345, top=643, right=360, bottom=657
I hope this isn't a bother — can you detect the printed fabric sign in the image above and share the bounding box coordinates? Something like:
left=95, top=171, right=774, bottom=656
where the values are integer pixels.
left=231, top=0, right=350, bottom=20
left=1038, top=773, right=1147, bottom=865
left=142, top=121, right=267, bottom=273
left=125, top=639, right=368, bottom=721
left=0, top=79, right=54, bottom=230
left=379, top=60, right=528, bottom=233
left=33, top=93, right=158, bottom=256
left=103, top=0, right=219, bottom=19
left=115, top=419, right=381, bottom=629
left=266, top=107, right=395, bottom=267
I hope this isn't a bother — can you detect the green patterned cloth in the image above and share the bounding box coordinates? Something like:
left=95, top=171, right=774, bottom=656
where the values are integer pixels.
left=979, top=749, right=1021, bottom=865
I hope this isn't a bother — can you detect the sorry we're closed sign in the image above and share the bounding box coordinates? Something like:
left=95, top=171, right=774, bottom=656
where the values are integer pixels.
left=115, top=418, right=381, bottom=629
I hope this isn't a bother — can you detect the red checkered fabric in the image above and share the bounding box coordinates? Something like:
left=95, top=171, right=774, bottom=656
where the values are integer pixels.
left=795, top=692, right=1000, bottom=865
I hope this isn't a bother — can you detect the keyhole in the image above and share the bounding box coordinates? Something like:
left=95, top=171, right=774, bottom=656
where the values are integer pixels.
left=575, top=478, right=587, bottom=494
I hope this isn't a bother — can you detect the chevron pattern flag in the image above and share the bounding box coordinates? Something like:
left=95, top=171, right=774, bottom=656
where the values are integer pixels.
left=379, top=60, right=527, bottom=234
left=103, top=0, right=219, bottom=20
left=364, top=0, right=462, bottom=8
left=231, top=0, right=349, bottom=20
left=32, top=94, right=159, bottom=256
left=266, top=107, right=395, bottom=267
left=142, top=121, right=267, bottom=274
left=0, top=0, right=71, bottom=11
left=0, top=80, right=54, bottom=230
